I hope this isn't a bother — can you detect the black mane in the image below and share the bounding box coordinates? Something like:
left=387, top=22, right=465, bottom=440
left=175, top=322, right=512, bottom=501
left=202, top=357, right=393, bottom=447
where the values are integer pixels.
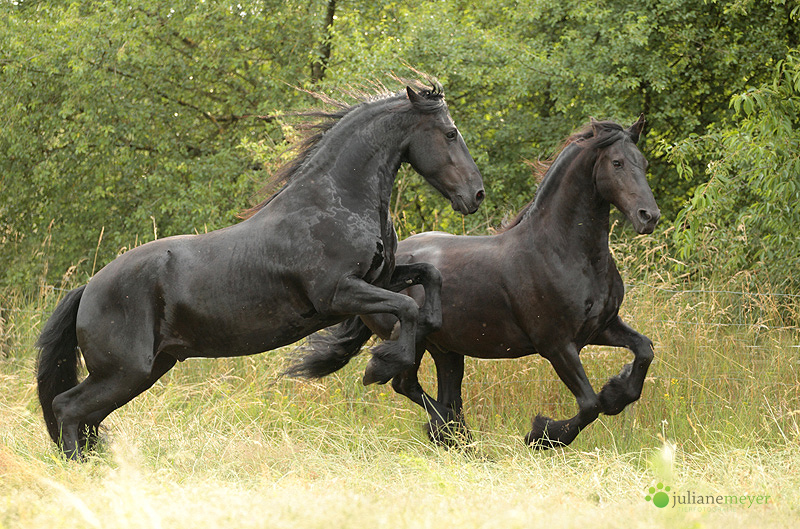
left=498, top=120, right=631, bottom=232
left=241, top=84, right=446, bottom=219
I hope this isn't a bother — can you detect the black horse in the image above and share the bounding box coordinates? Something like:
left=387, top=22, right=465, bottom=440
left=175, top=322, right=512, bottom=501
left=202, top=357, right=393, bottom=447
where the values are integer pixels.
left=37, top=85, right=485, bottom=459
left=290, top=116, right=659, bottom=448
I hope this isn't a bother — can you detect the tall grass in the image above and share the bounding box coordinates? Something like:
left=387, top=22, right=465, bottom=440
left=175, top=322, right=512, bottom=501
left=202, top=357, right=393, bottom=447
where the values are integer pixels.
left=1, top=236, right=799, bottom=528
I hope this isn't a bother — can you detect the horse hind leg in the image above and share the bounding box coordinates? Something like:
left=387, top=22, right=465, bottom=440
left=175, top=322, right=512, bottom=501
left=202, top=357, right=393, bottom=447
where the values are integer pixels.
left=594, top=317, right=654, bottom=415
left=52, top=349, right=175, bottom=460
left=427, top=347, right=470, bottom=446
left=390, top=347, right=451, bottom=440
left=78, top=353, right=178, bottom=453
left=526, top=344, right=600, bottom=449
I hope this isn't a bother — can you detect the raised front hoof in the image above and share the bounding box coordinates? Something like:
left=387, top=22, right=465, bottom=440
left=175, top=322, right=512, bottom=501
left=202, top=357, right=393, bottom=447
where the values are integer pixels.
left=598, top=363, right=638, bottom=416
left=362, top=346, right=411, bottom=386
left=426, top=419, right=472, bottom=448
left=524, top=415, right=575, bottom=450
left=362, top=360, right=393, bottom=385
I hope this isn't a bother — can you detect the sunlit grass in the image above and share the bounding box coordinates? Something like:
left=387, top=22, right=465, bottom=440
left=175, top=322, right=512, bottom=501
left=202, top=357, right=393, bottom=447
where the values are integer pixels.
left=1, top=254, right=799, bottom=528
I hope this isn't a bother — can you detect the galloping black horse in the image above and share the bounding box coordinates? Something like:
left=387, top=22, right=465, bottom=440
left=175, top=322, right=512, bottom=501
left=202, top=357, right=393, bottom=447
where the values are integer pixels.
left=37, top=85, right=485, bottom=459
left=290, top=116, right=659, bottom=448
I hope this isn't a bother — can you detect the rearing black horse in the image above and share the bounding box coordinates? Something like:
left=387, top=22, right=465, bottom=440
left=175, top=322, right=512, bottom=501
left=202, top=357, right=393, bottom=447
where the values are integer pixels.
left=36, top=85, right=485, bottom=459
left=290, top=116, right=659, bottom=448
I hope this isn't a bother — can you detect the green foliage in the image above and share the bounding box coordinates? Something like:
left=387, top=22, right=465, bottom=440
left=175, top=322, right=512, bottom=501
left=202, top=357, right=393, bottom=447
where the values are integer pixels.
left=0, top=0, right=319, bottom=287
left=1, top=0, right=798, bottom=289
left=670, top=52, right=800, bottom=287
left=321, top=0, right=797, bottom=236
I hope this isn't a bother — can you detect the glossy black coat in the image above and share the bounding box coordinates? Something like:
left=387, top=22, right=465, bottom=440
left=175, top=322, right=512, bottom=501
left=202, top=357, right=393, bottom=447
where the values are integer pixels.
left=293, top=116, right=660, bottom=448
left=36, top=86, right=485, bottom=459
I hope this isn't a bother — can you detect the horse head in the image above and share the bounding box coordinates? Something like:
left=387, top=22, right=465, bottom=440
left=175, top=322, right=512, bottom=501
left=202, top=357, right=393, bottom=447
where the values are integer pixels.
left=592, top=115, right=660, bottom=234
left=402, top=86, right=485, bottom=215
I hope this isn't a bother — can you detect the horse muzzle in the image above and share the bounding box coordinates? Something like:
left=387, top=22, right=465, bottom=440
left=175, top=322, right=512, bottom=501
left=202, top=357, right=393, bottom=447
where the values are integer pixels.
left=633, top=207, right=661, bottom=234
left=451, top=188, right=485, bottom=215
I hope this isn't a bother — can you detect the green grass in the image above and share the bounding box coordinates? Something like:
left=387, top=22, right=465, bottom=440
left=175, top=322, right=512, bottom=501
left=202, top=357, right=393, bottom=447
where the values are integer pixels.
left=1, top=266, right=799, bottom=528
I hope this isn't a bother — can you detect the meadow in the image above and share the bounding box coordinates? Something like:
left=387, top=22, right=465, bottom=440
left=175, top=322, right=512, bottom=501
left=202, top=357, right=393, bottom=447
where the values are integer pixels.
left=1, top=238, right=799, bottom=528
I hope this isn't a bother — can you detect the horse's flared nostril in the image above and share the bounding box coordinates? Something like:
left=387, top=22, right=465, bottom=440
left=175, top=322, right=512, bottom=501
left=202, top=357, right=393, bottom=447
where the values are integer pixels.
left=475, top=189, right=485, bottom=204
left=637, top=208, right=661, bottom=231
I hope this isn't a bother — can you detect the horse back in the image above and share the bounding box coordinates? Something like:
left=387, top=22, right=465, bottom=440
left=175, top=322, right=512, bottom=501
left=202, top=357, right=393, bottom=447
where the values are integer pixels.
left=74, top=229, right=332, bottom=362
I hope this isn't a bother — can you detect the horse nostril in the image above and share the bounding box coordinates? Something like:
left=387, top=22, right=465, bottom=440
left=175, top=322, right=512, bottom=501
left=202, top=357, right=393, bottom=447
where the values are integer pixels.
left=638, top=209, right=652, bottom=222
left=475, top=189, right=485, bottom=204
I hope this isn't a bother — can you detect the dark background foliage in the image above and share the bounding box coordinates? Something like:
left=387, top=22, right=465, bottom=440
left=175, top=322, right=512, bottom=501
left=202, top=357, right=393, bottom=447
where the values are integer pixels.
left=1, top=0, right=797, bottom=289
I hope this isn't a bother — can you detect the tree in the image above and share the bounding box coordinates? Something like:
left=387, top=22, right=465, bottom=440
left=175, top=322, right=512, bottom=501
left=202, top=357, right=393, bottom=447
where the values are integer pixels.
left=310, top=0, right=337, bottom=83
left=670, top=51, right=800, bottom=287
left=0, top=0, right=323, bottom=287
left=320, top=0, right=798, bottom=234
left=2, top=0, right=798, bottom=288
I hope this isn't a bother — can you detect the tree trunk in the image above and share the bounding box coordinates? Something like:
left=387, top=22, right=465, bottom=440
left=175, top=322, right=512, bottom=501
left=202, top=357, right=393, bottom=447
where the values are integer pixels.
left=310, top=0, right=336, bottom=83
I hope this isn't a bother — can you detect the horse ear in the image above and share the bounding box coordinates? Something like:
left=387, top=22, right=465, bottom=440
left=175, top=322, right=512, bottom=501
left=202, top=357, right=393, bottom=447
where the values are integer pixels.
left=406, top=86, right=423, bottom=105
left=629, top=114, right=646, bottom=144
left=590, top=116, right=601, bottom=137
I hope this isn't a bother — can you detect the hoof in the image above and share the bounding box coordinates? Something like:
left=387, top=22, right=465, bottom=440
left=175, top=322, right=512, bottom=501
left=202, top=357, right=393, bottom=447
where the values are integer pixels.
left=363, top=359, right=392, bottom=385
left=426, top=419, right=472, bottom=448
left=525, top=414, right=574, bottom=449
left=362, top=341, right=412, bottom=385
left=598, top=363, right=637, bottom=416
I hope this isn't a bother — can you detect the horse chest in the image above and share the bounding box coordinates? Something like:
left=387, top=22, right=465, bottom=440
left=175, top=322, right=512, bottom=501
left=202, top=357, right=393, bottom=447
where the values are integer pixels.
left=573, top=280, right=623, bottom=342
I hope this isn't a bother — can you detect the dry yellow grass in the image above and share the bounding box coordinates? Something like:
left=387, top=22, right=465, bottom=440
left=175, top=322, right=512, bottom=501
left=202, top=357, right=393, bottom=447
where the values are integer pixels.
left=2, top=260, right=799, bottom=528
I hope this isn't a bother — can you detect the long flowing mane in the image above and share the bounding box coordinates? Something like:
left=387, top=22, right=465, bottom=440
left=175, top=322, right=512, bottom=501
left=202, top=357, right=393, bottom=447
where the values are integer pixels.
left=241, top=82, right=446, bottom=219
left=497, top=120, right=629, bottom=232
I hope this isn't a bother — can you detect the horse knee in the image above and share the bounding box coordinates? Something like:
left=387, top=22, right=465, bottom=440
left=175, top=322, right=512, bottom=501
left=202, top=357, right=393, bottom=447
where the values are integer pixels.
left=635, top=337, right=655, bottom=364
left=396, top=297, right=419, bottom=327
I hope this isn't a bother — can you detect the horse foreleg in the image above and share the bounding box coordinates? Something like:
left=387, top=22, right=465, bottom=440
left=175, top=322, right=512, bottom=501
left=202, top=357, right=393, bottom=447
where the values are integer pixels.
left=326, top=277, right=419, bottom=385
left=385, top=263, right=443, bottom=335
left=391, top=345, right=470, bottom=446
left=526, top=344, right=600, bottom=449
left=593, top=317, right=654, bottom=415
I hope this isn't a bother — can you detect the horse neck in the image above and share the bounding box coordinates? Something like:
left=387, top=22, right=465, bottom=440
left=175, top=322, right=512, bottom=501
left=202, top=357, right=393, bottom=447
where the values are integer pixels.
left=292, top=99, right=411, bottom=207
left=517, top=142, right=612, bottom=256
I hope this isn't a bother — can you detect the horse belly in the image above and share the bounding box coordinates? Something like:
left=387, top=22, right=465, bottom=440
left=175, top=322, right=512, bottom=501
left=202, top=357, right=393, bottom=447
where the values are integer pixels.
left=430, top=289, right=538, bottom=360
left=400, top=234, right=538, bottom=360
left=74, top=237, right=332, bottom=361
left=160, top=291, right=342, bottom=359
left=430, top=324, right=536, bottom=360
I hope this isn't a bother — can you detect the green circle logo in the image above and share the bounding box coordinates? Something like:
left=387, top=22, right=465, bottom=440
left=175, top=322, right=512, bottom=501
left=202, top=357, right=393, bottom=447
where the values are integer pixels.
left=645, top=483, right=671, bottom=508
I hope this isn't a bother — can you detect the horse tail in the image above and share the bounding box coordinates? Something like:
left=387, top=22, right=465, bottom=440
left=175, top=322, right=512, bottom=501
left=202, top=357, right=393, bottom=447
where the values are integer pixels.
left=36, top=285, right=86, bottom=444
left=285, top=317, right=374, bottom=378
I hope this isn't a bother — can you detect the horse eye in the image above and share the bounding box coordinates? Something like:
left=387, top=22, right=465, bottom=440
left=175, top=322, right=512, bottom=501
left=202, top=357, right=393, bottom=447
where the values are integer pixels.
left=445, top=130, right=458, bottom=141
left=612, top=160, right=623, bottom=168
